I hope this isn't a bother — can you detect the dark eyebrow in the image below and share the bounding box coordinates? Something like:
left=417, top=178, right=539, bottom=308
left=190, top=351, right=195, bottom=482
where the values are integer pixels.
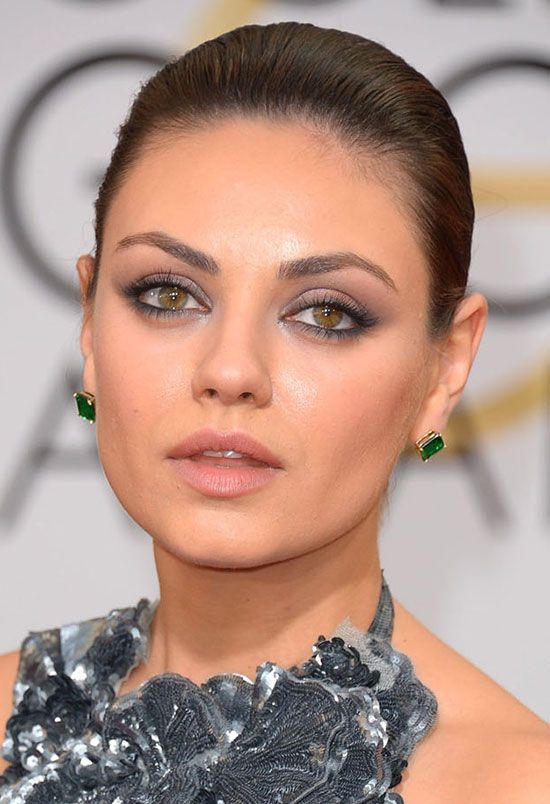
left=115, top=230, right=398, bottom=293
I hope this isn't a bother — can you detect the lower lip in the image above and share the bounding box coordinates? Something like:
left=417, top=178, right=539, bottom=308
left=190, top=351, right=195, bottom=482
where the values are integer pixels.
left=168, top=457, right=281, bottom=498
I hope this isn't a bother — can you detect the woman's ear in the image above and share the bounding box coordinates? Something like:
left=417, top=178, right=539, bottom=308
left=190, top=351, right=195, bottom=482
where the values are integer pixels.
left=410, top=291, right=489, bottom=442
left=76, top=254, right=96, bottom=394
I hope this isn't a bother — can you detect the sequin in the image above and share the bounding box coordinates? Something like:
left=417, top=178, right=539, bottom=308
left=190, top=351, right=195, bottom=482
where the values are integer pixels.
left=0, top=574, right=437, bottom=803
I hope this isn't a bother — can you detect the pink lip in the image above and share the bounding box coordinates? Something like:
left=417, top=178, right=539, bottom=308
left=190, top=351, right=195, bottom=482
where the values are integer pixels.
left=168, top=428, right=283, bottom=468
left=167, top=428, right=284, bottom=498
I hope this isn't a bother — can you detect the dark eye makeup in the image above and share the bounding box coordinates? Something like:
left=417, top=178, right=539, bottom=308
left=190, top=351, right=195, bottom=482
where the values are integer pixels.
left=119, top=271, right=380, bottom=342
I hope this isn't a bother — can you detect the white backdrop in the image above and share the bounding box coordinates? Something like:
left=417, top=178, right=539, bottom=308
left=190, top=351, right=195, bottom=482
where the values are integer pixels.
left=0, top=0, right=548, bottom=721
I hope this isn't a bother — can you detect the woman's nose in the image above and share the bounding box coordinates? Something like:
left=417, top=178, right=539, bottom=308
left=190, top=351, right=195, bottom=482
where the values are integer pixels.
left=190, top=316, right=273, bottom=408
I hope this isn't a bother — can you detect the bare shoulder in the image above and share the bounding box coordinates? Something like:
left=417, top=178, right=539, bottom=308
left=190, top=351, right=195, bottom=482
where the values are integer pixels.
left=479, top=726, right=550, bottom=801
left=400, top=715, right=550, bottom=803
left=392, top=599, right=550, bottom=802
left=397, top=708, right=550, bottom=804
left=0, top=649, right=21, bottom=774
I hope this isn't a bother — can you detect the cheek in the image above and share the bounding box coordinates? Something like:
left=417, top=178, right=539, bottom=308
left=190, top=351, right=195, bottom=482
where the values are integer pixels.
left=290, top=335, right=423, bottom=482
left=92, top=305, right=181, bottom=481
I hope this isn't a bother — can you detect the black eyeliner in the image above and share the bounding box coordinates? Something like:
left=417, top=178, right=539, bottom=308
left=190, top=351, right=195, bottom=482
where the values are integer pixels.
left=121, top=275, right=379, bottom=340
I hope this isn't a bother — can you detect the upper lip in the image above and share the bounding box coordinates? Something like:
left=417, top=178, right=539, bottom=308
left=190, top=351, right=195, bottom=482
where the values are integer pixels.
left=168, top=428, right=284, bottom=468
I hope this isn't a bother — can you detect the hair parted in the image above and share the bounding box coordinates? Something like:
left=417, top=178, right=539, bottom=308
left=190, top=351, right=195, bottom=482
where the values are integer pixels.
left=90, top=20, right=474, bottom=339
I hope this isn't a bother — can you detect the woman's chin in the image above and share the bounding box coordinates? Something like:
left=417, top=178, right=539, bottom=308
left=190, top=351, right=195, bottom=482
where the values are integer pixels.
left=152, top=530, right=302, bottom=571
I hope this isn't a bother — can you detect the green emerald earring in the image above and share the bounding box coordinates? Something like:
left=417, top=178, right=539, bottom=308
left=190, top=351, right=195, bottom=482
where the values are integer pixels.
left=73, top=390, right=96, bottom=423
left=414, top=430, right=445, bottom=462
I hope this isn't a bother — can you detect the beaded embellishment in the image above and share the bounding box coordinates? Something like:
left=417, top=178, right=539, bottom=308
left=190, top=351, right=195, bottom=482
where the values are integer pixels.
left=0, top=575, right=437, bottom=803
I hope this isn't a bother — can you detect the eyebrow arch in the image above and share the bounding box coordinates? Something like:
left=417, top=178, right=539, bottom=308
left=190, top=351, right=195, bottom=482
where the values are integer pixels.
left=115, top=230, right=398, bottom=292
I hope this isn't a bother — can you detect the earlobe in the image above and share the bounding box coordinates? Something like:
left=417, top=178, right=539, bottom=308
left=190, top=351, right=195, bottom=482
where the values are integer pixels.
left=409, top=292, right=489, bottom=444
left=76, top=254, right=96, bottom=392
left=410, top=384, right=451, bottom=446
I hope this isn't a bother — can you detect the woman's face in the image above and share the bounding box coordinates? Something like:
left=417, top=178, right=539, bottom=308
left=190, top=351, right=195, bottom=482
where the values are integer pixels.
left=79, top=118, right=437, bottom=568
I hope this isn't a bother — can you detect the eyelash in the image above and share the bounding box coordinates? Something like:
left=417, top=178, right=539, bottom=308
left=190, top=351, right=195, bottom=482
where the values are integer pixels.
left=122, top=272, right=379, bottom=342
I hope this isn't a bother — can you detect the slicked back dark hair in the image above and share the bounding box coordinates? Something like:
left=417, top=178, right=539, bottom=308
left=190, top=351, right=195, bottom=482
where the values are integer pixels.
left=90, top=21, right=474, bottom=339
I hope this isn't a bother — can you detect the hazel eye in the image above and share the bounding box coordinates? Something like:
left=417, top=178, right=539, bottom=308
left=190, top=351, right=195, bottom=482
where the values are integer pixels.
left=138, top=285, right=201, bottom=312
left=311, top=304, right=345, bottom=329
left=287, top=293, right=379, bottom=341
left=296, top=302, right=355, bottom=331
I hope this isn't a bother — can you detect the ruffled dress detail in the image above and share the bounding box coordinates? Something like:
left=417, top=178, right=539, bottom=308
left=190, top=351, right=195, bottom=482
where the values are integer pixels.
left=0, top=573, right=437, bottom=803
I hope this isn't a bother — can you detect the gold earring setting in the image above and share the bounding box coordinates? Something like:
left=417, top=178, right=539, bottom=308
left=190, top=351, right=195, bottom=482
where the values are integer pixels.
left=414, top=430, right=445, bottom=461
left=73, top=391, right=96, bottom=423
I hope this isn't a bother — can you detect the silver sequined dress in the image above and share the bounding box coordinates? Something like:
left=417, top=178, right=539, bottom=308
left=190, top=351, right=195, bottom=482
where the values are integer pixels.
left=0, top=572, right=437, bottom=803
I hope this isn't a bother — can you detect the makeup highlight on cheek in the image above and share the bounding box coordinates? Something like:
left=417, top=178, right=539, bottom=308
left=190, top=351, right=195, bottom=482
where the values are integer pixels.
left=276, top=366, right=320, bottom=416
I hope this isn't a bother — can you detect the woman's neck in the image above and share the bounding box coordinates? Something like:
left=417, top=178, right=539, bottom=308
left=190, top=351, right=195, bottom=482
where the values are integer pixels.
left=141, top=518, right=382, bottom=687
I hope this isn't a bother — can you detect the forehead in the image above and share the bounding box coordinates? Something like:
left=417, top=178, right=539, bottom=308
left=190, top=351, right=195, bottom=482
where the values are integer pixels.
left=103, top=118, right=427, bottom=296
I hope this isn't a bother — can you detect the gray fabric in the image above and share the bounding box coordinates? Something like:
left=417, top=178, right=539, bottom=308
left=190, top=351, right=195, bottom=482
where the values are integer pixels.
left=0, top=572, right=437, bottom=803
